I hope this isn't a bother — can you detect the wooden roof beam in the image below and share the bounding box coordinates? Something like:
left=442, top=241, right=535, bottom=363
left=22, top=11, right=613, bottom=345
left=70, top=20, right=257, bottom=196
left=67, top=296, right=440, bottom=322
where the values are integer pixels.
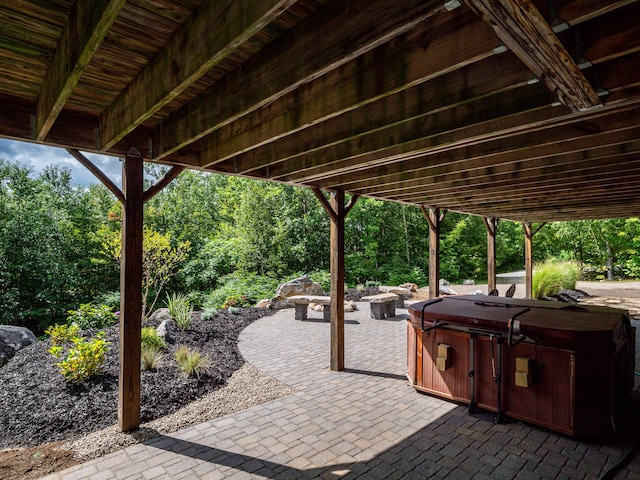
left=35, top=0, right=125, bottom=141
left=200, top=10, right=497, bottom=170
left=465, top=0, right=601, bottom=111
left=352, top=133, right=640, bottom=196
left=153, top=0, right=445, bottom=161
left=100, top=0, right=298, bottom=150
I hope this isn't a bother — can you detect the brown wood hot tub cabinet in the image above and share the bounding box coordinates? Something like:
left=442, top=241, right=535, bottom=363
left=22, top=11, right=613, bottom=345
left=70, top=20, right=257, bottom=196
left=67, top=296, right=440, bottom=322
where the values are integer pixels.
left=407, top=296, right=635, bottom=437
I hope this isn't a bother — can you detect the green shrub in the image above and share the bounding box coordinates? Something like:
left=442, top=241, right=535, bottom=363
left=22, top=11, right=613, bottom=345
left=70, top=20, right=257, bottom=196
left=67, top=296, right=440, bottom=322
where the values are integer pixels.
left=228, top=306, right=240, bottom=315
left=141, top=344, right=164, bottom=371
left=222, top=294, right=249, bottom=309
left=201, top=307, right=218, bottom=321
left=67, top=303, right=118, bottom=330
left=48, top=330, right=109, bottom=382
left=532, top=260, right=580, bottom=299
left=141, top=326, right=166, bottom=351
left=306, top=270, right=331, bottom=292
left=45, top=324, right=80, bottom=345
left=204, top=272, right=279, bottom=309
left=94, top=291, right=120, bottom=310
left=174, top=345, right=211, bottom=378
left=166, top=293, right=191, bottom=330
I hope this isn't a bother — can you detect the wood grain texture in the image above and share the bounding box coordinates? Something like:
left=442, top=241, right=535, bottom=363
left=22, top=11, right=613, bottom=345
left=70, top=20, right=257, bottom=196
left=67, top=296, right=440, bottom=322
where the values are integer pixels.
left=119, top=153, right=144, bottom=432
left=466, top=0, right=600, bottom=111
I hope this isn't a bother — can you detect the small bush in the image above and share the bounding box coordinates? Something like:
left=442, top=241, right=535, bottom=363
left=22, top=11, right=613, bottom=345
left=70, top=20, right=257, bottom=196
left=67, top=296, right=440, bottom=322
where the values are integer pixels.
left=48, top=330, right=109, bottom=382
left=532, top=260, right=580, bottom=299
left=222, top=294, right=249, bottom=309
left=141, top=326, right=165, bottom=351
left=228, top=306, right=240, bottom=315
left=45, top=324, right=80, bottom=345
left=201, top=307, right=218, bottom=321
left=94, top=291, right=120, bottom=310
left=166, top=293, right=191, bottom=330
left=67, top=303, right=118, bottom=330
left=141, top=344, right=164, bottom=371
left=174, top=346, right=211, bottom=378
left=204, top=272, right=279, bottom=309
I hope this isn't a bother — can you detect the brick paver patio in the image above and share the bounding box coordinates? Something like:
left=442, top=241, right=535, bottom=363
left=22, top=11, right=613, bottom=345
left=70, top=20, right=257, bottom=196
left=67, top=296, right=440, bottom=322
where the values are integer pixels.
left=42, top=303, right=640, bottom=479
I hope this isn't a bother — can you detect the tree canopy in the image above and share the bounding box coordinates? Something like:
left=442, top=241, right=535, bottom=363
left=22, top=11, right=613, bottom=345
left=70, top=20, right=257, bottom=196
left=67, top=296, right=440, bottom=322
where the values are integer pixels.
left=1, top=158, right=637, bottom=330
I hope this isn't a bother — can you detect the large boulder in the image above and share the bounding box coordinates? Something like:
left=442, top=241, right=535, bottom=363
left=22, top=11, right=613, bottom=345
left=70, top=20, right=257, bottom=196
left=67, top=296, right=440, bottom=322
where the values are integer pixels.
left=275, top=276, right=323, bottom=298
left=270, top=276, right=323, bottom=310
left=148, top=308, right=173, bottom=324
left=0, top=325, right=37, bottom=368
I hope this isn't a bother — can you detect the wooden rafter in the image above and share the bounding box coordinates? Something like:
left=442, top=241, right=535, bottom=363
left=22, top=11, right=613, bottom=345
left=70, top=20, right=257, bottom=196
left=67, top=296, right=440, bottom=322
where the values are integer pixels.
left=36, top=0, right=125, bottom=141
left=154, top=0, right=445, bottom=161
left=465, top=0, right=601, bottom=111
left=100, top=0, right=297, bottom=150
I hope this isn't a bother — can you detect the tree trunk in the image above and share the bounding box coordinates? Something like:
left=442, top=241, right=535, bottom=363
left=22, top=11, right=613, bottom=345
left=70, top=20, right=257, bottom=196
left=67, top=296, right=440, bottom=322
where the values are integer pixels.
left=606, top=241, right=614, bottom=281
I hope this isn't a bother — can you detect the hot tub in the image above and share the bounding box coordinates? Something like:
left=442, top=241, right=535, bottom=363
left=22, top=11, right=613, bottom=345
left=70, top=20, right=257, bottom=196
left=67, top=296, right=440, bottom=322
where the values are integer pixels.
left=407, top=295, right=635, bottom=436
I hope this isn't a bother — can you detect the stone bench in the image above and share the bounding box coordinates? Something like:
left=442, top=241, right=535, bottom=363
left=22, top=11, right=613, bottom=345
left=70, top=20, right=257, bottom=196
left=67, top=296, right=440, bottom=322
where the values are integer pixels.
left=361, top=293, right=399, bottom=319
left=378, top=286, right=411, bottom=307
left=287, top=295, right=331, bottom=321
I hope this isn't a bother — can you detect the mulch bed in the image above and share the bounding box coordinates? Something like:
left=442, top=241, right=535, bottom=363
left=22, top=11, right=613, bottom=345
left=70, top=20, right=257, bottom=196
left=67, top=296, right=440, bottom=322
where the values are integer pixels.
left=0, top=307, right=274, bottom=449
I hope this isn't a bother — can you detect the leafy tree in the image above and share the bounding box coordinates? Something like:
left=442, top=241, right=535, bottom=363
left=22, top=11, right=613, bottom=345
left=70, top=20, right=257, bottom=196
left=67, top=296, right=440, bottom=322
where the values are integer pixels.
left=102, top=227, right=191, bottom=317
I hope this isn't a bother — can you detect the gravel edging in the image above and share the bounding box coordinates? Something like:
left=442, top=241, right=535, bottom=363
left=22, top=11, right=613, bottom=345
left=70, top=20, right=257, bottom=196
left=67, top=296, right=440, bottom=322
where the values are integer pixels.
left=64, top=362, right=294, bottom=461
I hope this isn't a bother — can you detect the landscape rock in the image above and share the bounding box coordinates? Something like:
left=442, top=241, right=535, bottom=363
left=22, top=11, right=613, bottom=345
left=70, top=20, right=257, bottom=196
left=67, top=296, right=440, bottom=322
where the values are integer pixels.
left=399, top=282, right=419, bottom=292
left=255, top=299, right=270, bottom=308
left=148, top=308, right=172, bottom=324
left=270, top=276, right=323, bottom=310
left=156, top=319, right=177, bottom=344
left=463, top=279, right=475, bottom=285
left=439, top=279, right=451, bottom=286
left=275, top=276, right=323, bottom=298
left=0, top=325, right=37, bottom=368
left=439, top=285, right=458, bottom=295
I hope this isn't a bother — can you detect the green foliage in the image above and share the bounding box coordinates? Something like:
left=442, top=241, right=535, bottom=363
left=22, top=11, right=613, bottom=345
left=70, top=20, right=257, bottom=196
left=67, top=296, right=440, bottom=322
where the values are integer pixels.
left=104, top=228, right=191, bottom=318
left=228, top=306, right=240, bottom=315
left=222, top=294, right=249, bottom=309
left=94, top=291, right=120, bottom=310
left=174, top=346, right=211, bottom=378
left=141, top=344, right=164, bottom=371
left=201, top=307, right=218, bottom=320
left=205, top=272, right=279, bottom=308
left=45, top=323, right=79, bottom=345
left=532, top=260, right=580, bottom=299
left=306, top=270, right=331, bottom=292
left=166, top=292, right=192, bottom=330
left=47, top=329, right=109, bottom=382
left=141, top=326, right=166, bottom=351
left=0, top=160, right=118, bottom=331
left=66, top=303, right=118, bottom=330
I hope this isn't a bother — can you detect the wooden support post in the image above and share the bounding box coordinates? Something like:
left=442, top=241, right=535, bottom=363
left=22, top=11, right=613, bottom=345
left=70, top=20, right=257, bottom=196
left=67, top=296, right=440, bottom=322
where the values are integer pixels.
left=522, top=222, right=546, bottom=299
left=119, top=151, right=144, bottom=431
left=421, top=206, right=446, bottom=299
left=330, top=190, right=345, bottom=371
left=66, top=148, right=184, bottom=432
left=312, top=188, right=359, bottom=371
left=484, top=217, right=498, bottom=293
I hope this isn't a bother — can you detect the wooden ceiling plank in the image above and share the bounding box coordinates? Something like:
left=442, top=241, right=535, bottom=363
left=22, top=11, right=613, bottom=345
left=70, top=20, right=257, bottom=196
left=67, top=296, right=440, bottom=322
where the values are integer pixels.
left=206, top=20, right=639, bottom=176
left=557, top=0, right=637, bottom=26
left=100, top=0, right=298, bottom=150
left=395, top=159, right=640, bottom=203
left=265, top=84, right=558, bottom=182
left=35, top=0, right=126, bottom=141
left=225, top=53, right=530, bottom=175
left=466, top=0, right=601, bottom=111
left=153, top=0, right=445, bottom=161
left=354, top=134, right=640, bottom=196
left=200, top=11, right=498, bottom=169
left=278, top=94, right=640, bottom=186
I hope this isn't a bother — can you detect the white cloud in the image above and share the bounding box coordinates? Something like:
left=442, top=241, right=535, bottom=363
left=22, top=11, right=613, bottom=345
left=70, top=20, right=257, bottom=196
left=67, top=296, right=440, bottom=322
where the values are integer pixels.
left=0, top=139, right=122, bottom=187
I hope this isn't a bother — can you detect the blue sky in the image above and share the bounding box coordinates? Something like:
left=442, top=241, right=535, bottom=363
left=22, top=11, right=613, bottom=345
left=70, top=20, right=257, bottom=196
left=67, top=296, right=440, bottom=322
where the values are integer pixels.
left=0, top=138, right=123, bottom=187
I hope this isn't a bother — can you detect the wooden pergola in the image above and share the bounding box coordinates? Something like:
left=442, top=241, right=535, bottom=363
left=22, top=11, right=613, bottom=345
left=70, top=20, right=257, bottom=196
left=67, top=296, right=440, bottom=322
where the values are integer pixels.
left=1, top=0, right=639, bottom=431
